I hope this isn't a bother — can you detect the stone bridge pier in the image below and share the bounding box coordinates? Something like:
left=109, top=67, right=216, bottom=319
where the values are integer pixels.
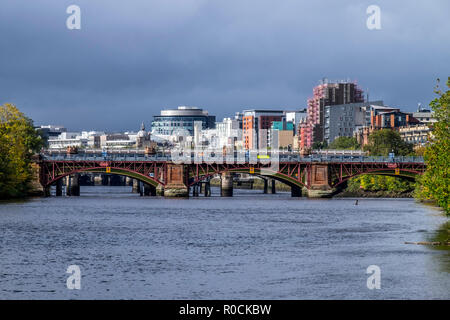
left=221, top=172, right=233, bottom=197
left=66, top=174, right=80, bottom=196
left=164, top=164, right=188, bottom=198
left=305, top=164, right=334, bottom=198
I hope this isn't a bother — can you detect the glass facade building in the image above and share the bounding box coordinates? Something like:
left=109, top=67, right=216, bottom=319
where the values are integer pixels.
left=151, top=106, right=216, bottom=136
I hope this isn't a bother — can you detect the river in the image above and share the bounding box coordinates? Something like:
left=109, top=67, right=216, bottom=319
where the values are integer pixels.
left=0, top=186, right=448, bottom=299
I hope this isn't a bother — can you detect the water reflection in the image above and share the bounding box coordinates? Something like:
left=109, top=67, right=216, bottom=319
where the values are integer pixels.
left=427, top=221, right=450, bottom=272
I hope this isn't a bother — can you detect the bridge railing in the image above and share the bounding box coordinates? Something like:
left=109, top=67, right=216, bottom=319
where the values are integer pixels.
left=39, top=152, right=425, bottom=164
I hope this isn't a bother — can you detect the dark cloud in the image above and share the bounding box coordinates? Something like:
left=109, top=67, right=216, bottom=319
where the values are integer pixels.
left=1, top=0, right=449, bottom=131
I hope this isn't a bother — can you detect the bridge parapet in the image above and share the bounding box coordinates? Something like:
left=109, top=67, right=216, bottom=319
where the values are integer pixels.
left=39, top=151, right=425, bottom=164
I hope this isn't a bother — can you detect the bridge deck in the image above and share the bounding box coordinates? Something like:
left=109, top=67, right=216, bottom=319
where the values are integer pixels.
left=39, top=154, right=424, bottom=164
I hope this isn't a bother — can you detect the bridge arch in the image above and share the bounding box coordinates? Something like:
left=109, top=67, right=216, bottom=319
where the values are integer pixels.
left=187, top=167, right=306, bottom=189
left=44, top=166, right=164, bottom=187
left=332, top=168, right=420, bottom=188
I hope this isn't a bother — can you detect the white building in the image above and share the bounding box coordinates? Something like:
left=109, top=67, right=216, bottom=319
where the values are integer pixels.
left=285, top=109, right=307, bottom=132
left=215, top=117, right=242, bottom=149
left=100, top=132, right=137, bottom=148
left=413, top=108, right=436, bottom=124
left=48, top=132, right=87, bottom=149
left=48, top=131, right=105, bottom=149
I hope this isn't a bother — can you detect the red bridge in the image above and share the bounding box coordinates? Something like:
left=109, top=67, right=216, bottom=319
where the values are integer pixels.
left=35, top=151, right=426, bottom=198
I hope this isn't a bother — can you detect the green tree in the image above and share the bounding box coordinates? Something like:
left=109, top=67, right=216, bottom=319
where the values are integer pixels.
left=0, top=103, right=43, bottom=198
left=328, top=136, right=360, bottom=150
left=312, top=141, right=328, bottom=150
left=363, top=129, right=414, bottom=156
left=415, top=78, right=450, bottom=215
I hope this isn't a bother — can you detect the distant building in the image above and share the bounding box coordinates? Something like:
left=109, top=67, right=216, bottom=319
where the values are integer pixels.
left=284, top=109, right=307, bottom=132
left=269, top=120, right=294, bottom=150
left=215, top=116, right=242, bottom=150
left=353, top=126, right=371, bottom=147
left=48, top=132, right=86, bottom=149
left=413, top=105, right=436, bottom=124
left=324, top=101, right=383, bottom=144
left=242, top=109, right=284, bottom=150
left=354, top=105, right=422, bottom=147
left=36, top=125, right=67, bottom=142
left=100, top=133, right=136, bottom=148
left=136, top=122, right=154, bottom=148
left=151, top=106, right=216, bottom=137
left=303, top=79, right=365, bottom=148
left=399, top=124, right=433, bottom=146
left=370, top=106, right=419, bottom=130
left=47, top=130, right=106, bottom=149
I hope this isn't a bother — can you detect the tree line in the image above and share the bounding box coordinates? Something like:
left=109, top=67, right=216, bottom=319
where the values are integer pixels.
left=0, top=103, right=43, bottom=199
left=415, top=79, right=449, bottom=215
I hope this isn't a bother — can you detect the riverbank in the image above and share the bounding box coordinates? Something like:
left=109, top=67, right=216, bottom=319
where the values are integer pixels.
left=334, top=189, right=414, bottom=198
left=210, top=177, right=414, bottom=197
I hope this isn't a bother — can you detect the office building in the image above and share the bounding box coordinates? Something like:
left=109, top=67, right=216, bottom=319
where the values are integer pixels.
left=151, top=106, right=216, bottom=137
left=242, top=109, right=284, bottom=149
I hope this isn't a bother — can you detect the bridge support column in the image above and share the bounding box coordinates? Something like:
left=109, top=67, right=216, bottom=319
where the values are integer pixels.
left=101, top=174, right=109, bottom=186
left=263, top=179, right=268, bottom=194
left=291, top=185, right=302, bottom=197
left=143, top=183, right=156, bottom=196
left=203, top=181, right=211, bottom=197
left=55, top=179, right=63, bottom=196
left=164, top=164, right=188, bottom=198
left=132, top=179, right=139, bottom=193
left=220, top=172, right=233, bottom=197
left=43, top=186, right=51, bottom=197
left=125, top=177, right=133, bottom=186
left=66, top=174, right=80, bottom=196
left=28, top=161, right=48, bottom=197
left=192, top=184, right=199, bottom=197
left=93, top=175, right=102, bottom=186
left=270, top=179, right=276, bottom=194
left=306, top=164, right=334, bottom=198
left=156, top=184, right=164, bottom=196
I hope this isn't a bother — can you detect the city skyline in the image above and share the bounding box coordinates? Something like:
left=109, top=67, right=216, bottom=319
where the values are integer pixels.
left=1, top=0, right=449, bottom=131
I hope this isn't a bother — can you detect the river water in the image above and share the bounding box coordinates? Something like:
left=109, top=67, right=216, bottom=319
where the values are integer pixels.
left=0, top=186, right=448, bottom=299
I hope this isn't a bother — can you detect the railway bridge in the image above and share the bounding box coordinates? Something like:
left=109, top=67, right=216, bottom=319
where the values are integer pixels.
left=35, top=150, right=426, bottom=198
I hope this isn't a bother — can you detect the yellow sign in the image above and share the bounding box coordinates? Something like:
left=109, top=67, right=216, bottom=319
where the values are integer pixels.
left=257, top=155, right=270, bottom=159
left=106, top=167, right=111, bottom=173
left=395, top=168, right=400, bottom=175
left=249, top=167, right=254, bottom=174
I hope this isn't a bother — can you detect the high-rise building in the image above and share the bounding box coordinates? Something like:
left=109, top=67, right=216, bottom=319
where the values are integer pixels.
left=303, top=79, right=364, bottom=148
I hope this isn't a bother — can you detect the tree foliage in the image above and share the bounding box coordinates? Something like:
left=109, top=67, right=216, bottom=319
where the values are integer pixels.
left=328, top=136, right=360, bottom=150
left=363, top=129, right=414, bottom=156
left=312, top=141, right=328, bottom=150
left=0, top=103, right=43, bottom=198
left=415, top=78, right=450, bottom=215
left=348, top=174, right=414, bottom=193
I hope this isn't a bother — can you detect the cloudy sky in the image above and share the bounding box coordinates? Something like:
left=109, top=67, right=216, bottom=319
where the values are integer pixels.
left=1, top=0, right=449, bottom=131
